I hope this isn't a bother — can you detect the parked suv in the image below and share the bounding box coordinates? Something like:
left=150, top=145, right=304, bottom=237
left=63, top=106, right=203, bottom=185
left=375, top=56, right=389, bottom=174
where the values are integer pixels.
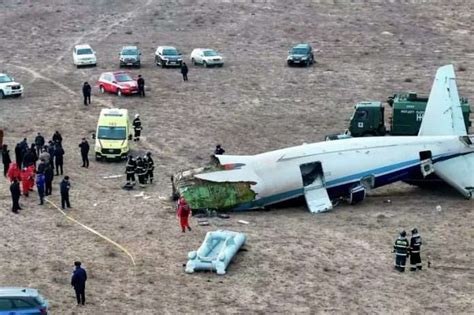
left=287, top=43, right=314, bottom=67
left=0, top=287, right=48, bottom=314
left=98, top=71, right=138, bottom=96
left=0, top=73, right=23, bottom=99
left=155, top=46, right=183, bottom=68
left=190, top=48, right=224, bottom=67
left=119, top=46, right=141, bottom=68
left=73, top=44, right=97, bottom=68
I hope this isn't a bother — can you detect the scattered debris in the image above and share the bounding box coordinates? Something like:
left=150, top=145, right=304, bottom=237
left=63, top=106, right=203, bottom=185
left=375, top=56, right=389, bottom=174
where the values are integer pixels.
left=134, top=192, right=145, bottom=198
left=384, top=199, right=391, bottom=203
left=143, top=196, right=151, bottom=200
left=238, top=220, right=249, bottom=225
left=217, top=213, right=230, bottom=219
left=197, top=220, right=209, bottom=226
left=436, top=205, right=442, bottom=212
left=103, top=174, right=124, bottom=179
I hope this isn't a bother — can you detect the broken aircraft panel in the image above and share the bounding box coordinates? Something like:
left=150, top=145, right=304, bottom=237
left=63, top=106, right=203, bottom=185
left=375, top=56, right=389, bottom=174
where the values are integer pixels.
left=172, top=165, right=257, bottom=211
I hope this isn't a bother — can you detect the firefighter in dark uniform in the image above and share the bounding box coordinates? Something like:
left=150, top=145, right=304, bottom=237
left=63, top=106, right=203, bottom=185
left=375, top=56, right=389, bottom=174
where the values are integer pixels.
left=410, top=228, right=423, bottom=271
left=393, top=230, right=410, bottom=272
left=125, top=155, right=136, bottom=185
left=144, top=152, right=154, bottom=184
left=135, top=157, right=147, bottom=187
left=133, top=114, right=142, bottom=141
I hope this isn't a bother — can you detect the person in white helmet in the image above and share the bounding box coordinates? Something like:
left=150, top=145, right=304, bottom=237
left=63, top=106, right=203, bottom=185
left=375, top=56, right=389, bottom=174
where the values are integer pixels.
left=132, top=114, right=142, bottom=141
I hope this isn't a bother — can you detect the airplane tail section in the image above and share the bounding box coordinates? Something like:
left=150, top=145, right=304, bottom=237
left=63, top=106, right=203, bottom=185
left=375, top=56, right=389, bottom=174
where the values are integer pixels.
left=418, top=65, right=467, bottom=136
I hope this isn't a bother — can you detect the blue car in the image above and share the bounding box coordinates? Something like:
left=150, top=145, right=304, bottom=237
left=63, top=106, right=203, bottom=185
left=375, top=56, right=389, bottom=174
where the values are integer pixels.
left=0, top=287, right=48, bottom=315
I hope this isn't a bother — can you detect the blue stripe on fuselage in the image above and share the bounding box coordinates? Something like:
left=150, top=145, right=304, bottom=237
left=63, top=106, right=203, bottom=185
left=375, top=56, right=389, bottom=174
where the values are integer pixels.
left=231, top=152, right=460, bottom=211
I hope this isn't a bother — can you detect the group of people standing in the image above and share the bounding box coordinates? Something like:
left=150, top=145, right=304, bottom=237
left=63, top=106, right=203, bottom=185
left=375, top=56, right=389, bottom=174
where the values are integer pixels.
left=124, top=152, right=154, bottom=188
left=393, top=228, right=423, bottom=272
left=2, top=131, right=73, bottom=212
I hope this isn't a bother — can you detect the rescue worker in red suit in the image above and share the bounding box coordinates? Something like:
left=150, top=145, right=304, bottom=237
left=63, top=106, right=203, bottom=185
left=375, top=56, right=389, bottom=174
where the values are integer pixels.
left=7, top=162, right=21, bottom=183
left=177, top=198, right=192, bottom=233
left=20, top=166, right=35, bottom=196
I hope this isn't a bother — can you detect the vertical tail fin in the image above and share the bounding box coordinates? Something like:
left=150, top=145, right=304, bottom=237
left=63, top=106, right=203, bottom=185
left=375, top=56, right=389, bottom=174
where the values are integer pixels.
left=418, top=65, right=467, bottom=136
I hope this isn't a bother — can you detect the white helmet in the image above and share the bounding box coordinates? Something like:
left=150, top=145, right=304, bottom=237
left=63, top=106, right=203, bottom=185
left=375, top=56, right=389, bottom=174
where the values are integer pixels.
left=135, top=114, right=140, bottom=118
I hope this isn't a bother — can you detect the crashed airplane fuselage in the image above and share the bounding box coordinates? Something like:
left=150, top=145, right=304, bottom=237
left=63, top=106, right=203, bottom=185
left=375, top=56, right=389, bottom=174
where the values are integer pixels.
left=173, top=65, right=474, bottom=212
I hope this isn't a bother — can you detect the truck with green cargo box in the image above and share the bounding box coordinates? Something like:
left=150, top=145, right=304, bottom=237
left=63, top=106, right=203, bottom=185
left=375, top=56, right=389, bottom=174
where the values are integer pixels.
left=348, top=92, right=471, bottom=137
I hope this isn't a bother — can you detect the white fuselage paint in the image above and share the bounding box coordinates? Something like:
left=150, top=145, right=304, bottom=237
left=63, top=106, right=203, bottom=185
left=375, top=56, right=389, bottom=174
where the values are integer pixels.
left=226, top=136, right=471, bottom=206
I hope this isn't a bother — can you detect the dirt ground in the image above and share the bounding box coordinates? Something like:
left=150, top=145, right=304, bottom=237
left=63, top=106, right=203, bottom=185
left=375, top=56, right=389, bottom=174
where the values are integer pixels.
left=1, top=0, right=473, bottom=314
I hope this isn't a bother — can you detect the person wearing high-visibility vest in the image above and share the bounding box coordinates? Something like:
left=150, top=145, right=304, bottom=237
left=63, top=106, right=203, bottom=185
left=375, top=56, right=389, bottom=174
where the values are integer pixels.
left=393, top=230, right=410, bottom=272
left=410, top=228, right=423, bottom=271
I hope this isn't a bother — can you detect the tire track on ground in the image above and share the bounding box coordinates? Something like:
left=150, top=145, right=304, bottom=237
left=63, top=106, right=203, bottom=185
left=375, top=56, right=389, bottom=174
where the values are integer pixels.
left=46, top=0, right=154, bottom=70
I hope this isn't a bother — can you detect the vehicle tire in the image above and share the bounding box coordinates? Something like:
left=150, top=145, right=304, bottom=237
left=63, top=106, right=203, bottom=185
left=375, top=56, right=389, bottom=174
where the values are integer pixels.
left=191, top=58, right=196, bottom=66
left=161, top=59, right=165, bottom=68
left=203, top=61, right=208, bottom=68
left=217, top=64, right=223, bottom=68
left=14, top=94, right=22, bottom=98
left=99, top=86, right=105, bottom=94
left=0, top=90, right=4, bottom=99
left=362, top=133, right=375, bottom=137
left=117, top=89, right=122, bottom=97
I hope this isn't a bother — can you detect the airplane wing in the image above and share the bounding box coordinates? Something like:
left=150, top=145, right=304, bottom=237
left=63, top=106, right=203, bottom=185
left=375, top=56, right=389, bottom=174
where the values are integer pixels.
left=433, top=153, right=474, bottom=199
left=418, top=64, right=467, bottom=136
left=214, top=155, right=254, bottom=166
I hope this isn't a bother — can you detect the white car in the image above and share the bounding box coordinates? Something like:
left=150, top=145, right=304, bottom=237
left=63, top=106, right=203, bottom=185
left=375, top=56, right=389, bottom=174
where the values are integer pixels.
left=0, top=73, right=23, bottom=98
left=73, top=44, right=97, bottom=68
left=190, top=48, right=224, bottom=67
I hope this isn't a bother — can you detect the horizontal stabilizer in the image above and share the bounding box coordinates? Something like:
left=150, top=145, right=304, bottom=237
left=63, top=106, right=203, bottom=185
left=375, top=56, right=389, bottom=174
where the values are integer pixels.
left=418, top=65, right=467, bottom=136
left=434, top=153, right=474, bottom=199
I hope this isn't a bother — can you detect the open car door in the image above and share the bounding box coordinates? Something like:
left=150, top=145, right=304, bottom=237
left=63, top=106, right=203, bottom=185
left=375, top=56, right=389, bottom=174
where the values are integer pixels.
left=300, top=162, right=333, bottom=213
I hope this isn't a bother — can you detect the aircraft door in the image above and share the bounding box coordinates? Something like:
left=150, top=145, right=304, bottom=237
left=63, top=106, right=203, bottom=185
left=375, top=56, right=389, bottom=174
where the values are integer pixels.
left=419, top=150, right=434, bottom=177
left=299, top=162, right=333, bottom=213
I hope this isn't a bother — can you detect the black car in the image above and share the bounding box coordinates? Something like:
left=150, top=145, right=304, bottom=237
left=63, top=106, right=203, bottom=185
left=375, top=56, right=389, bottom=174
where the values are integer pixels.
left=287, top=43, right=314, bottom=67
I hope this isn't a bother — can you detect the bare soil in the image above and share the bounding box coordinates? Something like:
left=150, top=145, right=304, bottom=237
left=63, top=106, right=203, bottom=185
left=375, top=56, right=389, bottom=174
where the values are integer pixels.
left=0, top=0, right=473, bottom=314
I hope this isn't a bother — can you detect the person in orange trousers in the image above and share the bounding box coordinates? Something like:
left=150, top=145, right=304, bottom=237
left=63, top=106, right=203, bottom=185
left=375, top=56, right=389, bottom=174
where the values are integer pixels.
left=20, top=166, right=35, bottom=196
left=177, top=197, right=192, bottom=233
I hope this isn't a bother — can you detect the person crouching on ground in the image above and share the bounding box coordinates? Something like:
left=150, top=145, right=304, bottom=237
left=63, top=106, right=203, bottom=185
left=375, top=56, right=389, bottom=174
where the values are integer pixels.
left=177, top=197, right=192, bottom=233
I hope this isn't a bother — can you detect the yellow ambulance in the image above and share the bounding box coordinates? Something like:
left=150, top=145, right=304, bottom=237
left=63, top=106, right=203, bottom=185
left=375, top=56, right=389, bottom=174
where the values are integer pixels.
left=94, top=108, right=131, bottom=160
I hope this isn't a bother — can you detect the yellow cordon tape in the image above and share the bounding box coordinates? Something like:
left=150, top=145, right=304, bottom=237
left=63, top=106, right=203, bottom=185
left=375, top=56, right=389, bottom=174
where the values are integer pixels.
left=45, top=198, right=136, bottom=266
